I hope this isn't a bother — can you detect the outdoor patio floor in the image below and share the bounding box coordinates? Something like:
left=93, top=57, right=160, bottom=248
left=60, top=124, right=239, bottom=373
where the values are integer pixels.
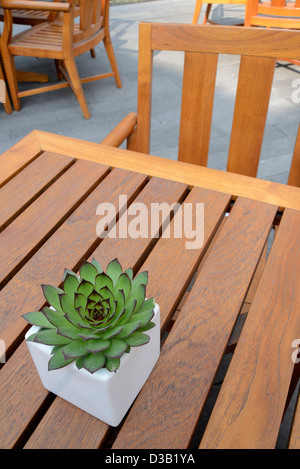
left=0, top=0, right=299, bottom=449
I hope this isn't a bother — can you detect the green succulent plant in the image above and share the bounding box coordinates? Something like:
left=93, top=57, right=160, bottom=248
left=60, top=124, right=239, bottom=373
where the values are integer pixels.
left=23, top=258, right=156, bottom=374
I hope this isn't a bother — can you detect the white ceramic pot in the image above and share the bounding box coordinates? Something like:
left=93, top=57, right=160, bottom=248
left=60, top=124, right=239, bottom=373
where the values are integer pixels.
left=25, top=303, right=160, bottom=427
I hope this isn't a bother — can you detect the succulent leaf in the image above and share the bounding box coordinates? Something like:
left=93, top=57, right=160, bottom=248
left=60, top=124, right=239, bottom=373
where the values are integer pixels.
left=62, top=341, right=88, bottom=360
left=22, top=311, right=55, bottom=329
left=57, top=326, right=81, bottom=340
left=129, top=284, right=146, bottom=312
left=136, top=297, right=155, bottom=314
left=125, top=332, right=150, bottom=347
left=24, top=259, right=156, bottom=374
left=86, top=338, right=110, bottom=353
left=79, top=261, right=99, bottom=284
left=124, top=267, right=133, bottom=281
left=42, top=285, right=65, bottom=314
left=118, top=320, right=142, bottom=339
left=43, top=306, right=73, bottom=329
left=77, top=279, right=94, bottom=297
left=90, top=258, right=103, bottom=274
left=138, top=321, right=156, bottom=333
left=114, top=273, right=132, bottom=300
left=83, top=352, right=106, bottom=373
left=131, top=309, right=154, bottom=327
left=95, top=272, right=114, bottom=293
left=106, top=357, right=120, bottom=373
left=63, top=270, right=80, bottom=299
left=131, top=271, right=148, bottom=293
left=106, top=258, right=122, bottom=286
left=48, top=349, right=74, bottom=371
left=104, top=339, right=128, bottom=359
left=59, top=293, right=78, bottom=316
left=101, top=325, right=124, bottom=340
left=31, top=329, right=72, bottom=346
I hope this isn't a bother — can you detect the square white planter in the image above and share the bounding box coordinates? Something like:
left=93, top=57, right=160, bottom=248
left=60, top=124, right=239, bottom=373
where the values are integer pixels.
left=25, top=304, right=160, bottom=427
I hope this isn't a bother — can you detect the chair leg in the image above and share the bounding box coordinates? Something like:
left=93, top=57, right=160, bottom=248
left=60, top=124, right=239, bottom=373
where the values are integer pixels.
left=204, top=4, right=212, bottom=24
left=103, top=35, right=122, bottom=88
left=0, top=61, right=12, bottom=114
left=192, top=0, right=203, bottom=24
left=54, top=60, right=64, bottom=81
left=63, top=56, right=90, bottom=119
left=1, top=49, right=20, bottom=111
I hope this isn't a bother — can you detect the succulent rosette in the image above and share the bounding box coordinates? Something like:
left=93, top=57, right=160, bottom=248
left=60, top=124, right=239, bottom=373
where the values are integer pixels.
left=23, top=259, right=156, bottom=373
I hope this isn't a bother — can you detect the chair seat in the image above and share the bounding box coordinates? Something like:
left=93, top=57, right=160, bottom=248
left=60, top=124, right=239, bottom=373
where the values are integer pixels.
left=9, top=22, right=66, bottom=57
left=0, top=8, right=49, bottom=25
left=9, top=18, right=104, bottom=58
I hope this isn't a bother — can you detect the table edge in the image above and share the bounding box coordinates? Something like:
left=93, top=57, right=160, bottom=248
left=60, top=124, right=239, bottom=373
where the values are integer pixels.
left=3, top=130, right=300, bottom=211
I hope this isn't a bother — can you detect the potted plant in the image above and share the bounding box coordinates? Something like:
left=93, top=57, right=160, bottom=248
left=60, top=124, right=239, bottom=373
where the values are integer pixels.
left=23, top=258, right=160, bottom=427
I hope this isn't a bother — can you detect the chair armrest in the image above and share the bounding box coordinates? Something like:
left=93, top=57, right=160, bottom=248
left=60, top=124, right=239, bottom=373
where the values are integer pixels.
left=100, top=113, right=137, bottom=148
left=1, top=0, right=71, bottom=12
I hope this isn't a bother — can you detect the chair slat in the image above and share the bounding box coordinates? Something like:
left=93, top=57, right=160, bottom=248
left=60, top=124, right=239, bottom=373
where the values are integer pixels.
left=80, top=0, right=93, bottom=31
left=136, top=23, right=153, bottom=154
left=178, top=51, right=218, bottom=166
left=151, top=24, right=300, bottom=61
left=227, top=55, right=276, bottom=177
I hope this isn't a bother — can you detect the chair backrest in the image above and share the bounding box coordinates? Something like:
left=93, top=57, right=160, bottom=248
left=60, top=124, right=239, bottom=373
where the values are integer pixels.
left=72, top=0, right=106, bottom=43
left=136, top=23, right=300, bottom=184
left=245, top=0, right=300, bottom=29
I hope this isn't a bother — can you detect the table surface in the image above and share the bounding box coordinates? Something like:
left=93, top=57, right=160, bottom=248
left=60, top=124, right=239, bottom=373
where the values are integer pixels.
left=0, top=130, right=299, bottom=449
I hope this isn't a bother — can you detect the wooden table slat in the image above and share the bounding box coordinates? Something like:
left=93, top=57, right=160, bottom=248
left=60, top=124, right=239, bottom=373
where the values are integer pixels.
left=0, top=342, right=49, bottom=449
left=112, top=197, right=277, bottom=449
left=0, top=131, right=41, bottom=188
left=0, top=152, right=75, bottom=232
left=200, top=208, right=300, bottom=449
left=0, top=159, right=110, bottom=288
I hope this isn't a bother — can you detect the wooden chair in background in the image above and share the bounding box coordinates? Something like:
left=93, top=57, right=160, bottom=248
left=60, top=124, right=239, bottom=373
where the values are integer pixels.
left=192, top=0, right=247, bottom=25
left=1, top=0, right=122, bottom=119
left=0, top=0, right=50, bottom=83
left=245, top=0, right=300, bottom=66
left=104, top=23, right=300, bottom=186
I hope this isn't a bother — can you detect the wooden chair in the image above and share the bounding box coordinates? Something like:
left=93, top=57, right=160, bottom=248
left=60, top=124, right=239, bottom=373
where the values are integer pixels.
left=103, top=23, right=300, bottom=187
left=1, top=0, right=122, bottom=119
left=192, top=0, right=247, bottom=25
left=0, top=0, right=91, bottom=83
left=245, top=0, right=300, bottom=66
left=0, top=32, right=12, bottom=113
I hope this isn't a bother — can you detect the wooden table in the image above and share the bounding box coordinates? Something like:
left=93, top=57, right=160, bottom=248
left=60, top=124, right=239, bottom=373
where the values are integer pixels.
left=0, top=130, right=299, bottom=450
